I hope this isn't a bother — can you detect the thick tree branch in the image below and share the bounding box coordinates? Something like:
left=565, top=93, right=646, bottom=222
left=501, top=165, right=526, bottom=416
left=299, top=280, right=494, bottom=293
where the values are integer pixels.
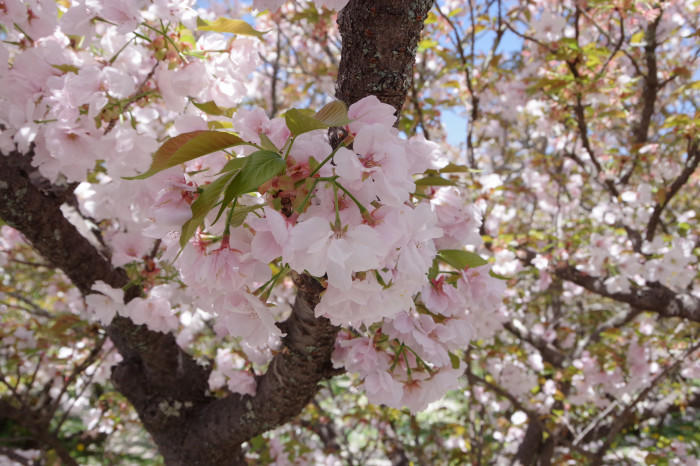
left=0, top=154, right=210, bottom=395
left=335, top=0, right=435, bottom=113
left=632, top=15, right=661, bottom=146
left=620, top=15, right=662, bottom=184
left=555, top=265, right=700, bottom=322
left=0, top=153, right=212, bottom=459
left=176, top=272, right=338, bottom=464
left=0, top=153, right=127, bottom=294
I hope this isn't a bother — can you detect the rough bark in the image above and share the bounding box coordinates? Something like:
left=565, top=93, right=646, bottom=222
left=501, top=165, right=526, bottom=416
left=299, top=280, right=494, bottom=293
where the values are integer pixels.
left=0, top=153, right=213, bottom=461
left=177, top=272, right=335, bottom=464
left=336, top=0, right=434, bottom=113
left=0, top=1, right=434, bottom=464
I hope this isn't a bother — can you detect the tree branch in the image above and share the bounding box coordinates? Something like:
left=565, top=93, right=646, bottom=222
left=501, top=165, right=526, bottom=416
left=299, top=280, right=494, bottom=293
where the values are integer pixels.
left=503, top=321, right=566, bottom=367
left=645, top=138, right=699, bottom=241
left=632, top=14, right=661, bottom=146
left=335, top=0, right=435, bottom=114
left=590, top=341, right=700, bottom=465
left=555, top=265, right=700, bottom=322
left=0, top=152, right=212, bottom=460
left=0, top=398, right=79, bottom=466
left=620, top=14, right=662, bottom=185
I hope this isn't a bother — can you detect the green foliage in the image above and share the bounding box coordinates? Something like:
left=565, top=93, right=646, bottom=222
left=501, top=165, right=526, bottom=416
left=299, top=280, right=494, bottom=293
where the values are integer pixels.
left=196, top=17, right=266, bottom=39
left=226, top=151, right=286, bottom=197
left=180, top=171, right=236, bottom=247
left=125, top=131, right=247, bottom=180
left=437, top=249, right=488, bottom=269
left=191, top=100, right=235, bottom=118
left=415, top=175, right=458, bottom=186
left=284, top=100, right=349, bottom=136
left=180, top=150, right=286, bottom=247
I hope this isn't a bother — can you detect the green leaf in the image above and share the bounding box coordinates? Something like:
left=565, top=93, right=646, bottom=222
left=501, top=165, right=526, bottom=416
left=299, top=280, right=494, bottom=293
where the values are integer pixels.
left=284, top=108, right=328, bottom=136
left=196, top=17, right=265, bottom=39
left=283, top=100, right=350, bottom=136
left=229, top=203, right=264, bottom=227
left=439, top=162, right=482, bottom=173
left=226, top=150, right=286, bottom=197
left=218, top=156, right=249, bottom=174
left=427, top=257, right=439, bottom=280
left=180, top=172, right=236, bottom=248
left=192, top=100, right=234, bottom=117
left=212, top=177, right=238, bottom=225
left=210, top=153, right=282, bottom=223
left=52, top=64, right=80, bottom=74
left=417, top=38, right=438, bottom=52
left=178, top=26, right=196, bottom=47
left=212, top=151, right=279, bottom=223
left=208, top=121, right=234, bottom=130
left=125, top=131, right=246, bottom=180
left=439, top=163, right=470, bottom=173
left=314, top=100, right=350, bottom=127
left=630, top=30, right=645, bottom=45
left=437, top=249, right=488, bottom=269
left=259, top=132, right=279, bottom=152
left=448, top=351, right=461, bottom=370
left=308, top=156, right=320, bottom=174
left=415, top=175, right=457, bottom=186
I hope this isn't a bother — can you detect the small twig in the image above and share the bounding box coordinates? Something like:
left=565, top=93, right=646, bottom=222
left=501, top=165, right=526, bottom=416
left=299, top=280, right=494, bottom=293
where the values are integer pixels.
left=591, top=341, right=700, bottom=464
left=103, top=62, right=158, bottom=135
left=2, top=292, right=52, bottom=318
left=645, top=139, right=699, bottom=241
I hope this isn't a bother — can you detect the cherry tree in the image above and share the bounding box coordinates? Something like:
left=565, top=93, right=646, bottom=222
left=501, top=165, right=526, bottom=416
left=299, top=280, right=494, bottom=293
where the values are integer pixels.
left=0, top=0, right=698, bottom=465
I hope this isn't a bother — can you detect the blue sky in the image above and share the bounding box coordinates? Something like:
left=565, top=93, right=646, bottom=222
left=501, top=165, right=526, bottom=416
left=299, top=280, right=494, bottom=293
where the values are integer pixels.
left=440, top=27, right=523, bottom=147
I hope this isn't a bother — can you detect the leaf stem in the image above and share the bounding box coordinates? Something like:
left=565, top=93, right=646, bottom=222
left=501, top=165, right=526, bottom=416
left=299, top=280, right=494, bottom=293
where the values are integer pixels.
left=306, top=142, right=345, bottom=179
left=333, top=180, right=368, bottom=214
left=283, top=135, right=297, bottom=161
left=223, top=198, right=238, bottom=238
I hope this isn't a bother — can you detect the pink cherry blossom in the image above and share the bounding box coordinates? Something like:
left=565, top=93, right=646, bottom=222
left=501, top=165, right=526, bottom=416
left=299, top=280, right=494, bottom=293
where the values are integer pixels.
left=109, top=231, right=152, bottom=267
left=213, top=292, right=283, bottom=348
left=85, top=281, right=125, bottom=325
left=284, top=216, right=386, bottom=290
left=347, top=95, right=397, bottom=134
left=431, top=187, right=483, bottom=250
left=248, top=206, right=291, bottom=264
left=457, top=265, right=506, bottom=312
left=124, top=293, right=179, bottom=334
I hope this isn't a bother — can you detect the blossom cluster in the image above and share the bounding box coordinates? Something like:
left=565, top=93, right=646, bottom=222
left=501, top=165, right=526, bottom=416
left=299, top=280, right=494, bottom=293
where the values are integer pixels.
left=1, top=0, right=504, bottom=412
left=127, top=94, right=506, bottom=409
